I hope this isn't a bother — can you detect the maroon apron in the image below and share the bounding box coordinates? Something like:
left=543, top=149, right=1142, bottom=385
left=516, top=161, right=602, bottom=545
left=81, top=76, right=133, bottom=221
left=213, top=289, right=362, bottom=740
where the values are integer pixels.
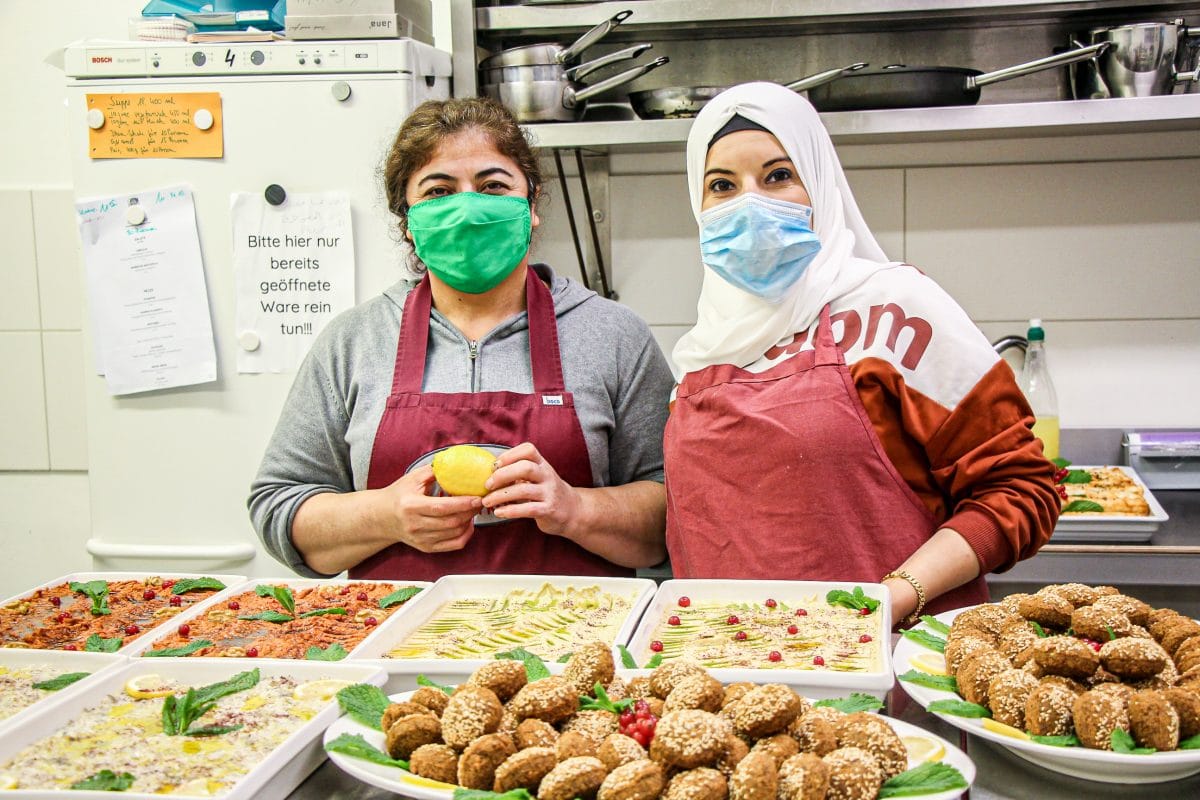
left=353, top=268, right=631, bottom=580
left=663, top=305, right=988, bottom=615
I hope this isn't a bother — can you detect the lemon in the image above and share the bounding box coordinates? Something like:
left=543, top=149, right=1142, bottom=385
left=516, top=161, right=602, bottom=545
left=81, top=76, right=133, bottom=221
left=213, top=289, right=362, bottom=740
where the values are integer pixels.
left=908, top=652, right=948, bottom=676
left=901, top=734, right=945, bottom=764
left=982, top=718, right=1030, bottom=740
left=292, top=678, right=355, bottom=702
left=0, top=775, right=17, bottom=789
left=124, top=674, right=177, bottom=699
left=175, top=778, right=219, bottom=796
left=431, top=445, right=496, bottom=497
left=402, top=775, right=458, bottom=789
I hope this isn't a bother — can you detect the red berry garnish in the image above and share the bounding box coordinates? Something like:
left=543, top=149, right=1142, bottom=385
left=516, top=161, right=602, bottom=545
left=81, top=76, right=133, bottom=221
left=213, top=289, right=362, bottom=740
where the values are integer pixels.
left=668, top=615, right=681, bottom=626
left=634, top=699, right=649, bottom=713
left=859, top=607, right=872, bottom=616
left=57, top=613, right=70, bottom=623
left=1053, top=467, right=1069, bottom=483
left=649, top=641, right=663, bottom=652
left=169, top=595, right=182, bottom=607
left=727, top=615, right=739, bottom=625
left=246, top=647, right=259, bottom=658
left=677, top=596, right=691, bottom=608
left=161, top=580, right=174, bottom=589
left=637, top=718, right=655, bottom=735
left=125, top=624, right=139, bottom=635
left=339, top=586, right=350, bottom=595
left=768, top=651, right=782, bottom=662
left=63, top=644, right=77, bottom=651
left=735, top=631, right=747, bottom=641
left=764, top=598, right=777, bottom=608
left=357, top=591, right=369, bottom=602
left=787, top=624, right=799, bottom=635
left=619, top=711, right=634, bottom=727
left=143, top=589, right=156, bottom=601
left=228, top=600, right=240, bottom=610
left=49, top=596, right=61, bottom=607
left=796, top=609, right=807, bottom=617
left=179, top=624, right=190, bottom=637
left=860, top=634, right=873, bottom=643
left=1055, top=484, right=1069, bottom=500
left=364, top=616, right=378, bottom=627
left=632, top=730, right=648, bottom=747
left=812, top=655, right=825, bottom=666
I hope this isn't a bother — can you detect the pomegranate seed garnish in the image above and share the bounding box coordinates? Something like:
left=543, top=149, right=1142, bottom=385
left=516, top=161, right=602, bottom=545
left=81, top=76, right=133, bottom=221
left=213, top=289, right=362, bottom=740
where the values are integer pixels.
left=49, top=596, right=61, bottom=607
left=364, top=616, right=378, bottom=627
left=668, top=615, right=681, bottom=626
left=677, top=596, right=691, bottom=608
left=787, top=624, right=799, bottom=635
left=169, top=596, right=182, bottom=607
left=125, top=624, right=139, bottom=635
left=812, top=655, right=825, bottom=666
left=632, top=730, right=648, bottom=747
left=726, top=615, right=739, bottom=625
left=162, top=580, right=175, bottom=589
left=57, top=613, right=70, bottom=623
left=63, top=644, right=77, bottom=651
left=650, top=640, right=664, bottom=652
left=143, top=589, right=156, bottom=601
left=1053, top=467, right=1069, bottom=483
left=228, top=600, right=240, bottom=610
left=619, top=711, right=634, bottom=726
left=246, top=647, right=259, bottom=658
left=765, top=598, right=777, bottom=608
left=357, top=592, right=369, bottom=602
left=735, top=631, right=747, bottom=641
left=796, top=609, right=807, bottom=617
left=860, top=634, right=873, bottom=643
left=634, top=699, right=649, bottom=712
left=768, top=651, right=782, bottom=662
left=859, top=607, right=872, bottom=616
left=179, top=624, right=191, bottom=637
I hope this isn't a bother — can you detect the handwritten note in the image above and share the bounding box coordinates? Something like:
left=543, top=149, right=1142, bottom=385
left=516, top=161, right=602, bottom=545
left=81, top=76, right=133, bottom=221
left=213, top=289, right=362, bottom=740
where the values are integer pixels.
left=231, top=191, right=356, bottom=373
left=87, top=93, right=223, bottom=159
left=75, top=185, right=218, bottom=395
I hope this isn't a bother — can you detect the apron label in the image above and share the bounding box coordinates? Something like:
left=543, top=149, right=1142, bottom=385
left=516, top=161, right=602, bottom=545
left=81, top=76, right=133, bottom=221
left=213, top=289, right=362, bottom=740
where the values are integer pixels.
left=542, top=395, right=563, bottom=406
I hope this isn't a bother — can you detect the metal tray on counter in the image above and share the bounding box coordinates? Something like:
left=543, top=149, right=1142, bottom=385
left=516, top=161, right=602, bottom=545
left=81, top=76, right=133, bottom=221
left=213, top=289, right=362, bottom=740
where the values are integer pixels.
left=1051, top=465, right=1169, bottom=544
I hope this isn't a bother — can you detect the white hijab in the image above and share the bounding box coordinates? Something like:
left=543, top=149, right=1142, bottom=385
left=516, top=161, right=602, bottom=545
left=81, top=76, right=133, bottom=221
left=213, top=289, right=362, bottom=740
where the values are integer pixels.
left=672, top=82, right=901, bottom=376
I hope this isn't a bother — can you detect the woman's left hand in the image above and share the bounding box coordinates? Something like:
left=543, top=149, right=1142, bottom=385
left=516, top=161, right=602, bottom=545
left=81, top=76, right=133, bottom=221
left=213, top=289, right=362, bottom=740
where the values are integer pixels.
left=481, top=442, right=582, bottom=536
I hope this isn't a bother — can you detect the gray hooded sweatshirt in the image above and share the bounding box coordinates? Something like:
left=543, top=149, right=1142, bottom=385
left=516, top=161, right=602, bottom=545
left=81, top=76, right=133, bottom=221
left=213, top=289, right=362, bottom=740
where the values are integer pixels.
left=248, top=264, right=674, bottom=577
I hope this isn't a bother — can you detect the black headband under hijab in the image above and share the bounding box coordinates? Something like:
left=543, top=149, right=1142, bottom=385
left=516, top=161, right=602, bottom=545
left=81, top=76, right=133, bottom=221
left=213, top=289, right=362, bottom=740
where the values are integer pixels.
left=707, top=114, right=770, bottom=149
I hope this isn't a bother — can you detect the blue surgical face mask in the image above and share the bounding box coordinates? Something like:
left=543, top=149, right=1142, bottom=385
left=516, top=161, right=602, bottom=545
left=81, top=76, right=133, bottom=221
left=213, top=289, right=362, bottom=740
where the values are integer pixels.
left=699, top=193, right=821, bottom=302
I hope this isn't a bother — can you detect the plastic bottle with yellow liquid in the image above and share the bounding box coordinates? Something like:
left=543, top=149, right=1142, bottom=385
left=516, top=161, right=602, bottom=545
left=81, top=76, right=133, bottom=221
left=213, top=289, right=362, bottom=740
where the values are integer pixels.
left=1017, top=319, right=1060, bottom=460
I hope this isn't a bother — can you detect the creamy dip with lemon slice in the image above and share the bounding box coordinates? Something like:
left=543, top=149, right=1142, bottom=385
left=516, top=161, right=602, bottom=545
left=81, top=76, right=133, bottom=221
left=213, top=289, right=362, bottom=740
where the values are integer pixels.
left=0, top=664, right=82, bottom=722
left=0, top=675, right=328, bottom=795
left=386, top=583, right=634, bottom=661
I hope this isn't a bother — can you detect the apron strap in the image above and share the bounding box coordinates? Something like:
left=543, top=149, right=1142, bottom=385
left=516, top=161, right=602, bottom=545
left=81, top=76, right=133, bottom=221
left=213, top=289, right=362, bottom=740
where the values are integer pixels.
left=813, top=304, right=843, bottom=367
left=390, top=268, right=567, bottom=395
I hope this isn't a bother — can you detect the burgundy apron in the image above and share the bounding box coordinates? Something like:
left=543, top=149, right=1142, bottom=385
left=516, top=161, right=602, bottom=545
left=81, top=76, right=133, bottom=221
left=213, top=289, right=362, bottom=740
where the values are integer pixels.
left=353, top=268, right=631, bottom=580
left=664, top=305, right=988, bottom=616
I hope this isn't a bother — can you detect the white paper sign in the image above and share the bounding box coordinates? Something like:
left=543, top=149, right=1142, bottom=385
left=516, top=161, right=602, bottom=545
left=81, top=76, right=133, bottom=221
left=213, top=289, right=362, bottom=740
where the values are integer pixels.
left=231, top=191, right=355, bottom=372
left=75, top=185, right=218, bottom=395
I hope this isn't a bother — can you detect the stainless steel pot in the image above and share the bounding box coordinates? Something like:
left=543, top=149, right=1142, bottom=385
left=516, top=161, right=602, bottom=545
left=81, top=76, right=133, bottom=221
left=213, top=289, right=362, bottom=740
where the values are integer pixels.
left=484, top=56, right=670, bottom=123
left=478, top=9, right=632, bottom=70
left=1077, top=19, right=1200, bottom=97
left=480, top=44, right=654, bottom=87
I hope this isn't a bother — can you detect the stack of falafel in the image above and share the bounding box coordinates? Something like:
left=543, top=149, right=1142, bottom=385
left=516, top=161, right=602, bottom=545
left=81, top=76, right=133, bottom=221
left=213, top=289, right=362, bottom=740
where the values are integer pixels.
left=380, top=640, right=918, bottom=800
left=944, top=582, right=1200, bottom=751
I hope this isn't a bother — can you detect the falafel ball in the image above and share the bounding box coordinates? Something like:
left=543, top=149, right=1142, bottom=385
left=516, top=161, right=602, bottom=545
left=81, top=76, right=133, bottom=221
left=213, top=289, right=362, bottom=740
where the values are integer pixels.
left=558, top=730, right=600, bottom=761
left=723, top=682, right=756, bottom=709
left=987, top=669, right=1039, bottom=729
left=728, top=750, right=777, bottom=800
left=1099, top=637, right=1169, bottom=680
left=663, top=767, right=728, bottom=800
left=597, top=758, right=665, bottom=800
left=382, top=701, right=435, bottom=732
left=1071, top=605, right=1133, bottom=643
left=665, top=673, right=726, bottom=714
left=509, top=676, right=579, bottom=724
left=441, top=685, right=503, bottom=750
left=1018, top=594, right=1074, bottom=630
left=457, top=733, right=517, bottom=790
left=833, top=712, right=906, bottom=779
left=730, top=684, right=804, bottom=739
left=409, top=743, right=459, bottom=785
left=563, top=641, right=617, bottom=697
left=493, top=746, right=557, bottom=793
left=1042, top=583, right=1103, bottom=608
left=598, top=733, right=647, bottom=772
left=626, top=677, right=654, bottom=701
left=778, top=753, right=830, bottom=800
left=650, top=710, right=731, bottom=769
left=715, top=734, right=750, bottom=778
left=1024, top=683, right=1076, bottom=736
left=1031, top=636, right=1099, bottom=681
left=1091, top=594, right=1152, bottom=628
left=1072, top=689, right=1130, bottom=750
left=563, top=709, right=620, bottom=743
left=788, top=707, right=841, bottom=756
left=996, top=618, right=1040, bottom=666
left=950, top=605, right=1015, bottom=639
left=385, top=713, right=443, bottom=760
left=748, top=733, right=799, bottom=768
left=944, top=635, right=997, bottom=677
left=1160, top=620, right=1200, bottom=657
left=957, top=649, right=1014, bottom=706
left=822, top=746, right=885, bottom=800
left=1163, top=688, right=1200, bottom=738
left=650, top=661, right=709, bottom=700
left=515, top=717, right=559, bottom=750
left=411, top=686, right=451, bottom=716
left=468, top=660, right=528, bottom=703
left=538, top=756, right=609, bottom=800
left=1129, top=690, right=1180, bottom=751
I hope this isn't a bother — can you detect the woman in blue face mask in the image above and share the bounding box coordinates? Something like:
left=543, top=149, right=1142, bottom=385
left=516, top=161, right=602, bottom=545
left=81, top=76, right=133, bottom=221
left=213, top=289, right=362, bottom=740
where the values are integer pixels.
left=250, top=97, right=674, bottom=581
left=664, top=83, right=1060, bottom=627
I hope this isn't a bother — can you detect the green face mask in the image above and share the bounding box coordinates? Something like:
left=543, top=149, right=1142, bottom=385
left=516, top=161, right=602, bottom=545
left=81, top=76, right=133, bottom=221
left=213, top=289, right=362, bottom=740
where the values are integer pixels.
left=407, top=192, right=532, bottom=294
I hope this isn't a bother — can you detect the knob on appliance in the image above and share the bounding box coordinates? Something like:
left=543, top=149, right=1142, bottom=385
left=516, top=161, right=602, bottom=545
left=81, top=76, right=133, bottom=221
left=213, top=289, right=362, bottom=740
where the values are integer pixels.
left=192, top=51, right=206, bottom=67
left=251, top=50, right=265, bottom=66
left=193, top=108, right=214, bottom=130
left=86, top=108, right=105, bottom=130
left=332, top=81, right=352, bottom=102
left=264, top=184, right=287, bottom=206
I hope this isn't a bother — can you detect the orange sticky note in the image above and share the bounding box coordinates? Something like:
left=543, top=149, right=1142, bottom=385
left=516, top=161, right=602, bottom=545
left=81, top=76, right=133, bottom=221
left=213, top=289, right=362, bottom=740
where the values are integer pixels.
left=87, top=92, right=223, bottom=159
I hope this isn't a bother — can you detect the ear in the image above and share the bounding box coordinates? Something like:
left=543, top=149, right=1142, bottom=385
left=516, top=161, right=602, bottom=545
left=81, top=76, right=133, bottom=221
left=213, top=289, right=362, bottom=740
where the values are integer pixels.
left=529, top=195, right=541, bottom=230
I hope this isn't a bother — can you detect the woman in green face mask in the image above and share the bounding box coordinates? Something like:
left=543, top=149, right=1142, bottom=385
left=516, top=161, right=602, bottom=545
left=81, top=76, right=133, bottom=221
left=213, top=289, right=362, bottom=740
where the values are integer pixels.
left=249, top=97, right=675, bottom=582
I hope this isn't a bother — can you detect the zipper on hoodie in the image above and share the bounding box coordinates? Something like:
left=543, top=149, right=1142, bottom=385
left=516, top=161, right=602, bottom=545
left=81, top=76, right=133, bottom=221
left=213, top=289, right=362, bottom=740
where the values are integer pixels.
left=468, top=339, right=479, bottom=391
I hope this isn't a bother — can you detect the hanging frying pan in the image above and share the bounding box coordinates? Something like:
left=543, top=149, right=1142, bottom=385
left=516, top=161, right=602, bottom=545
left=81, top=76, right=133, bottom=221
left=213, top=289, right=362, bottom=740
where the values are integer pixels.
left=628, top=62, right=868, bottom=120
left=806, top=42, right=1108, bottom=111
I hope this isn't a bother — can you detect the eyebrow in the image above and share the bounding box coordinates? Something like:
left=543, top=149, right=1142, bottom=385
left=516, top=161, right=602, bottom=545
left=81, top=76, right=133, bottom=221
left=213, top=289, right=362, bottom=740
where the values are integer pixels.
left=417, top=167, right=516, bottom=186
left=703, top=157, right=794, bottom=180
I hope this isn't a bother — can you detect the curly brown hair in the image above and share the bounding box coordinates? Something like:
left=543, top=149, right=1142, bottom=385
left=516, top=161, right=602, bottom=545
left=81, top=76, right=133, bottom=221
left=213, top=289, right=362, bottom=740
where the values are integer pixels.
left=383, top=96, right=542, bottom=239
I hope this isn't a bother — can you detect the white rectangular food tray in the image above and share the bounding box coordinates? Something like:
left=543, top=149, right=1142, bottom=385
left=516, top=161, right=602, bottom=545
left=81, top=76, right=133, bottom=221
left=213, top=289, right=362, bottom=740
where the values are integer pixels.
left=625, top=579, right=893, bottom=701
left=351, top=573, right=657, bottom=693
left=1052, top=465, right=1169, bottom=544
left=0, top=656, right=386, bottom=799
left=123, top=577, right=432, bottom=658
left=0, top=571, right=247, bottom=653
left=0, top=649, right=127, bottom=738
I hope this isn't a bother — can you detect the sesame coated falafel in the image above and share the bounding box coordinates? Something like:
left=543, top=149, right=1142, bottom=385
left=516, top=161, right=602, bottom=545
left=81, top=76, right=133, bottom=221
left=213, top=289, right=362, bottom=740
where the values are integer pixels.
left=778, top=753, right=830, bottom=800
left=722, top=682, right=756, bottom=709
left=1073, top=689, right=1130, bottom=750
left=728, top=750, right=777, bottom=800
left=788, top=707, right=841, bottom=756
left=1031, top=636, right=1099, bottom=681
left=664, top=673, right=727, bottom=714
left=597, top=758, right=666, bottom=800
left=1091, top=594, right=1152, bottom=628
left=599, top=733, right=648, bottom=772
left=1163, top=688, right=1200, bottom=738
left=457, top=732, right=517, bottom=790
left=385, top=713, right=443, bottom=760
left=833, top=712, right=906, bottom=779
left=1018, top=593, right=1074, bottom=630
left=730, top=684, right=804, bottom=739
left=1099, top=637, right=1169, bottom=680
left=441, top=685, right=503, bottom=750
left=650, top=661, right=709, bottom=700
left=411, top=686, right=451, bottom=716
left=1129, top=690, right=1181, bottom=751
left=1042, top=583, right=1103, bottom=607
left=987, top=669, right=1039, bottom=729
left=715, top=734, right=750, bottom=778
left=509, top=676, right=579, bottom=724
left=1160, top=620, right=1200, bottom=657
left=956, top=649, right=1013, bottom=706
left=1071, top=605, right=1133, bottom=643
left=468, top=660, right=528, bottom=703
left=562, top=709, right=620, bottom=743
left=1024, top=683, right=1076, bottom=736
left=651, top=710, right=731, bottom=769
left=748, top=733, right=799, bottom=768
left=996, top=618, right=1040, bottom=666
left=515, top=717, right=559, bottom=750
left=538, top=756, right=609, bottom=800
left=493, top=746, right=558, bottom=793
left=822, top=746, right=886, bottom=800
left=950, top=605, right=1015, bottom=639
left=557, top=730, right=600, bottom=760
left=382, top=700, right=435, bottom=732
left=998, top=593, right=1031, bottom=614
left=663, top=767, right=728, bottom=800
left=408, top=743, right=459, bottom=784
left=562, top=641, right=617, bottom=697
left=943, top=635, right=996, bottom=676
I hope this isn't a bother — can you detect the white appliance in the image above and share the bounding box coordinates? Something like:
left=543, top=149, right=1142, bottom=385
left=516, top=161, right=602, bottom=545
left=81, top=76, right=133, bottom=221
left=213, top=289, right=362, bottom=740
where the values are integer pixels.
left=64, top=39, right=451, bottom=575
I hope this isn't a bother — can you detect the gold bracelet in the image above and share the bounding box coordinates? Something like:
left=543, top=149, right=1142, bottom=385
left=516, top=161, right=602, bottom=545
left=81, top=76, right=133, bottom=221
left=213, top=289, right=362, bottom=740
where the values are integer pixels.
left=881, top=569, right=926, bottom=628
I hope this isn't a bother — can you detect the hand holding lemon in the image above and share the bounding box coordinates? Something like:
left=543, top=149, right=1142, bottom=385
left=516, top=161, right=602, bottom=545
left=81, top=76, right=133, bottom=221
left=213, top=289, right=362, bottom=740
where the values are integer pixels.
left=431, top=445, right=497, bottom=497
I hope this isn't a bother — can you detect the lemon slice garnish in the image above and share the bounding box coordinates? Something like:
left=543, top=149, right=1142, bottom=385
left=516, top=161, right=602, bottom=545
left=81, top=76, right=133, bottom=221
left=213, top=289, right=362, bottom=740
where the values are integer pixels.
left=402, top=775, right=459, bottom=789
left=982, top=718, right=1029, bottom=740
left=292, top=678, right=355, bottom=702
left=901, top=735, right=946, bottom=764
left=0, top=775, right=17, bottom=790
left=908, top=652, right=948, bottom=676
left=124, top=674, right=177, bottom=700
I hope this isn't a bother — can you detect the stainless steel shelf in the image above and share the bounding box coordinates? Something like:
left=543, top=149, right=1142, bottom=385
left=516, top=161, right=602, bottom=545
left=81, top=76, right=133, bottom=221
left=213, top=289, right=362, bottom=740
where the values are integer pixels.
left=520, top=94, right=1200, bottom=150
left=477, top=0, right=1200, bottom=37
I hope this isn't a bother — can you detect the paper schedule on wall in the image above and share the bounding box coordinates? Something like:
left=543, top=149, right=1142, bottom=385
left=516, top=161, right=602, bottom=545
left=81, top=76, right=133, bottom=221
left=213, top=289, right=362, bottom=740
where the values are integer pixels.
left=75, top=185, right=218, bottom=395
left=231, top=191, right=356, bottom=373
left=86, top=92, right=223, bottom=159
